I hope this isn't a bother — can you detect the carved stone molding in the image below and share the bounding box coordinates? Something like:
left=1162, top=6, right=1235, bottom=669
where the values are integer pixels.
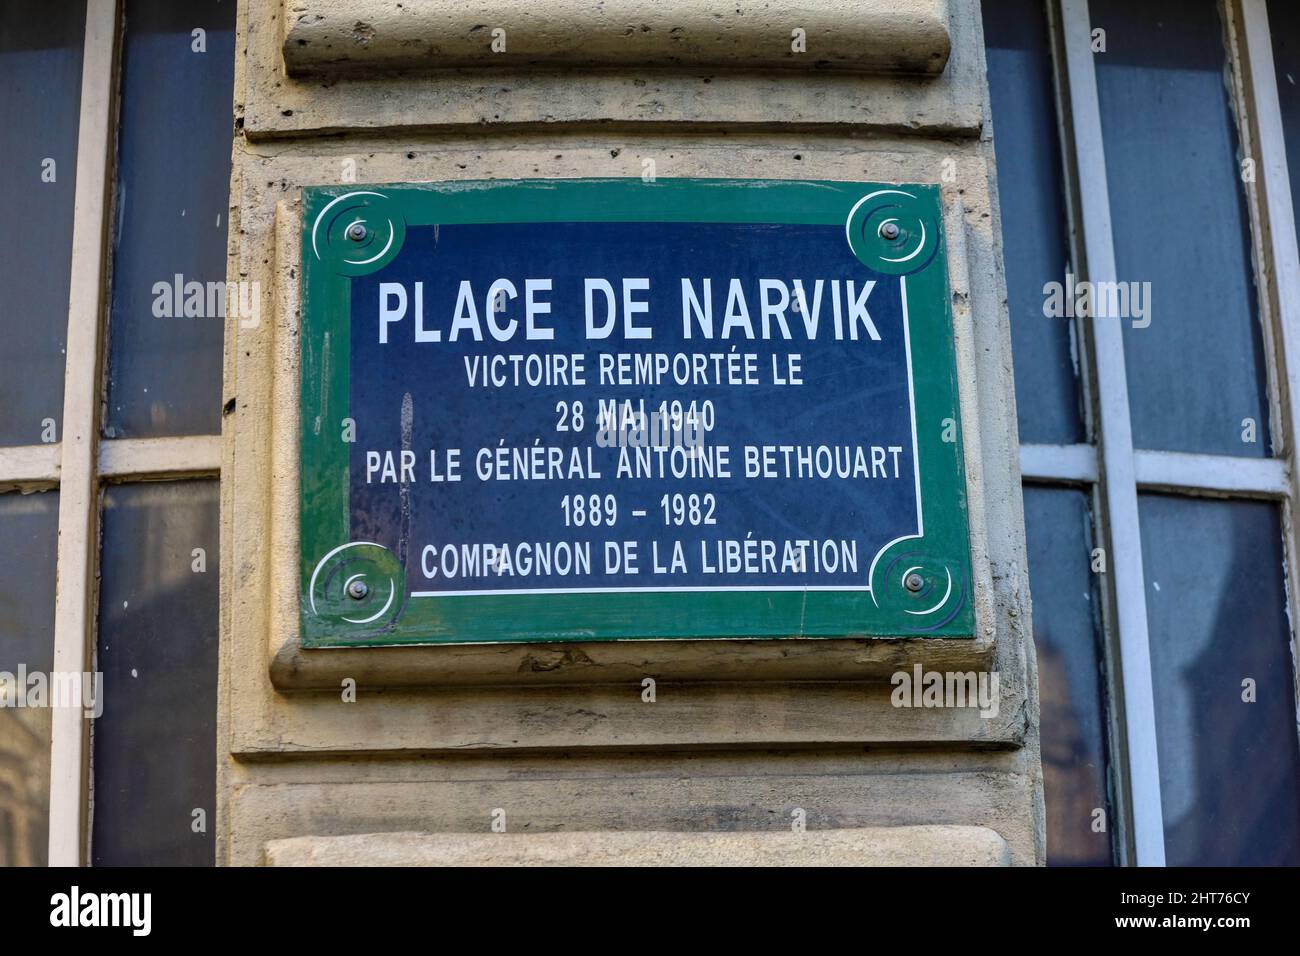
left=281, top=0, right=951, bottom=76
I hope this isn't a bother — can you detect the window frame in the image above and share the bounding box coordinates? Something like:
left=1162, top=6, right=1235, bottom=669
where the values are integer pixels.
left=0, top=0, right=222, bottom=866
left=1018, top=0, right=1300, bottom=866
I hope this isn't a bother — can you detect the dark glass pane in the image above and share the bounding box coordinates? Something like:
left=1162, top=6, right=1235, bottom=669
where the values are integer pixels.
left=0, top=2, right=85, bottom=446
left=1268, top=0, right=1300, bottom=245
left=93, top=481, right=219, bottom=866
left=1022, top=486, right=1112, bottom=865
left=0, top=491, right=60, bottom=866
left=984, top=0, right=1084, bottom=445
left=104, top=0, right=236, bottom=438
left=1138, top=494, right=1300, bottom=865
left=1093, top=0, right=1271, bottom=457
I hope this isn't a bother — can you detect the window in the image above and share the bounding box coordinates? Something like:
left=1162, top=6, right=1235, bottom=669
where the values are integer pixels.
left=985, top=0, right=1300, bottom=865
left=0, top=0, right=234, bottom=866
left=0, top=491, right=60, bottom=866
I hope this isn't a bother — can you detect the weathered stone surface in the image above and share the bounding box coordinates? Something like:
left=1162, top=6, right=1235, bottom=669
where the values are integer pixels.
left=280, top=0, right=951, bottom=76
left=265, top=825, right=1011, bottom=866
left=241, top=0, right=985, bottom=139
left=218, top=0, right=1044, bottom=868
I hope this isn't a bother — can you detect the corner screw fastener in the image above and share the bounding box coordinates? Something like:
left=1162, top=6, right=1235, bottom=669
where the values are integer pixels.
left=347, top=580, right=370, bottom=600
left=346, top=222, right=368, bottom=242
left=879, top=221, right=901, bottom=241
left=904, top=572, right=925, bottom=593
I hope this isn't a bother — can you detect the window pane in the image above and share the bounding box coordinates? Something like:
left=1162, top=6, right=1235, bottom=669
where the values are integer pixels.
left=984, top=0, right=1084, bottom=445
left=0, top=1, right=85, bottom=446
left=1138, top=494, right=1300, bottom=865
left=1268, top=0, right=1300, bottom=245
left=0, top=491, right=60, bottom=866
left=1093, top=0, right=1271, bottom=457
left=92, top=480, right=219, bottom=866
left=1022, top=486, right=1112, bottom=865
left=104, top=0, right=236, bottom=439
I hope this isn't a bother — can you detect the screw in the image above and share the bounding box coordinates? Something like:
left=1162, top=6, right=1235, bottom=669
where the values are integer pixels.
left=346, top=222, right=368, bottom=242
left=879, top=221, right=901, bottom=241
left=904, top=572, right=925, bottom=593
left=347, top=579, right=369, bottom=600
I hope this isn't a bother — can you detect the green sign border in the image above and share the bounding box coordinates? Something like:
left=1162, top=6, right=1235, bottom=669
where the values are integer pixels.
left=299, top=178, right=973, bottom=647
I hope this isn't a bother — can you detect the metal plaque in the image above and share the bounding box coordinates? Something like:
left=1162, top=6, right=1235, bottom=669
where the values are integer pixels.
left=299, top=179, right=972, bottom=646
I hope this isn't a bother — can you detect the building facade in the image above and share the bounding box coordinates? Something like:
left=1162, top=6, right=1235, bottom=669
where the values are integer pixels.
left=1, top=0, right=1298, bottom=867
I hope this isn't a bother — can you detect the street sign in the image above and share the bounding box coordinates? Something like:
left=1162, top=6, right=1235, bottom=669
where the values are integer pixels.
left=299, top=179, right=972, bottom=646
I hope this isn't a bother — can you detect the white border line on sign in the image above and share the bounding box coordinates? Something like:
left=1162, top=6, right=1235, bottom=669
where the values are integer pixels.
left=409, top=272, right=926, bottom=600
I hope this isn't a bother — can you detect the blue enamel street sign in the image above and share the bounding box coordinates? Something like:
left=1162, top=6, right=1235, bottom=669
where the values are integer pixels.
left=299, top=178, right=973, bottom=645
